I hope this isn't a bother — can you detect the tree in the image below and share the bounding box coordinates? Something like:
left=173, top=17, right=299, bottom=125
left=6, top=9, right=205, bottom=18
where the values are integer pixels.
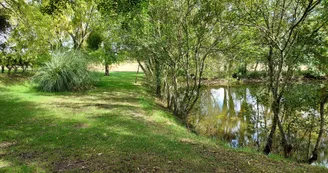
left=234, top=0, right=322, bottom=157
left=0, top=1, right=11, bottom=73
left=118, top=0, right=237, bottom=117
left=308, top=85, right=328, bottom=163
left=0, top=0, right=55, bottom=74
left=66, top=0, right=99, bottom=50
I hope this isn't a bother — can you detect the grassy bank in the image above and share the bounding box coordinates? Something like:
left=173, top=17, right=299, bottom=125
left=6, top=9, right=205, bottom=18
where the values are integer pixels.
left=0, top=72, right=326, bottom=172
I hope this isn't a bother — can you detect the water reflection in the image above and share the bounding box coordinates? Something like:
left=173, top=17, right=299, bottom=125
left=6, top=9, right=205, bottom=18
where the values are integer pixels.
left=188, top=86, right=327, bottom=167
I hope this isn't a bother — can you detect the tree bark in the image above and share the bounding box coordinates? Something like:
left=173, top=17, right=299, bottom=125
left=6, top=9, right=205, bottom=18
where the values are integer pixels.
left=263, top=100, right=279, bottom=155
left=254, top=61, right=259, bottom=72
left=22, top=64, right=28, bottom=73
left=154, top=58, right=161, bottom=97
left=7, top=68, right=11, bottom=75
left=104, top=63, right=109, bottom=76
left=1, top=65, right=4, bottom=73
left=308, top=96, right=328, bottom=164
left=264, top=46, right=277, bottom=155
left=276, top=111, right=292, bottom=157
left=6, top=65, right=12, bottom=75
left=135, top=65, right=140, bottom=83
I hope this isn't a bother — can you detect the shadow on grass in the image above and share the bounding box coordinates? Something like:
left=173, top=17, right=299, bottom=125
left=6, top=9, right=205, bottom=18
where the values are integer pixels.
left=1, top=71, right=325, bottom=173
left=48, top=101, right=140, bottom=110
left=0, top=72, right=33, bottom=86
left=0, top=85, right=213, bottom=173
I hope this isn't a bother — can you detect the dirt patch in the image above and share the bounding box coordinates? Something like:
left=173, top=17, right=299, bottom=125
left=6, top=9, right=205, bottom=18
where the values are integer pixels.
left=18, top=151, right=40, bottom=160
left=74, top=123, right=90, bottom=129
left=179, top=138, right=198, bottom=145
left=50, top=101, right=138, bottom=112
left=0, top=141, right=17, bottom=148
left=52, top=159, right=89, bottom=172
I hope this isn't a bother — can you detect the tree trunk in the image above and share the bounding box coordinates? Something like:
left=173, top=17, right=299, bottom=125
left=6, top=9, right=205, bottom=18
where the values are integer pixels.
left=7, top=68, right=11, bottom=75
left=254, top=61, right=259, bottom=72
left=1, top=65, right=4, bottom=73
left=135, top=65, right=140, bottom=83
left=308, top=96, right=328, bottom=164
left=6, top=65, right=12, bottom=75
left=14, top=66, right=18, bottom=73
left=263, top=100, right=279, bottom=155
left=154, top=59, right=161, bottom=98
left=307, top=114, right=315, bottom=159
left=22, top=64, right=28, bottom=73
left=105, top=63, right=109, bottom=76
left=276, top=114, right=292, bottom=158
left=264, top=97, right=292, bottom=157
left=264, top=46, right=278, bottom=156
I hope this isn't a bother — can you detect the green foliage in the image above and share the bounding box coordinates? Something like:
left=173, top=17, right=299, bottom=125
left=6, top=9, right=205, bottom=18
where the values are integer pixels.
left=88, top=44, right=120, bottom=65
left=1, top=0, right=328, bottom=167
left=118, top=0, right=237, bottom=116
left=33, top=51, right=96, bottom=92
left=245, top=71, right=267, bottom=79
left=98, top=0, right=146, bottom=17
left=40, top=0, right=72, bottom=15
left=87, top=32, right=103, bottom=50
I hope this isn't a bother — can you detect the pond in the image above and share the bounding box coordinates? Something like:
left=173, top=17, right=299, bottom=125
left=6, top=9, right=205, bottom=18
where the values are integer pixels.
left=188, top=85, right=328, bottom=167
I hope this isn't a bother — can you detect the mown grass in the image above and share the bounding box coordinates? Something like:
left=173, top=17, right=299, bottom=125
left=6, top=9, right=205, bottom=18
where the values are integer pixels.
left=0, top=72, right=327, bottom=173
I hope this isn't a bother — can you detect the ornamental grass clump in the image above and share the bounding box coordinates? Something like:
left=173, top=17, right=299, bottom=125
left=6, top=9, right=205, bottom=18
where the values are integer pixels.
left=33, top=51, right=96, bottom=92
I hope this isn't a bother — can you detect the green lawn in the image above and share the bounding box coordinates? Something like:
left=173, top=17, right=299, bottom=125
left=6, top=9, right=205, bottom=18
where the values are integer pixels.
left=0, top=72, right=326, bottom=172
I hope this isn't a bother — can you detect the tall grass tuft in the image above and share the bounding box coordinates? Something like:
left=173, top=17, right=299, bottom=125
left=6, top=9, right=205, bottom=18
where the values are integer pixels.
left=33, top=51, right=97, bottom=92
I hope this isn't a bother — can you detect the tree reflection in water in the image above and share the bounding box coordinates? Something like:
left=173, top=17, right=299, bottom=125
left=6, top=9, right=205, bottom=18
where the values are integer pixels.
left=188, top=85, right=327, bottom=167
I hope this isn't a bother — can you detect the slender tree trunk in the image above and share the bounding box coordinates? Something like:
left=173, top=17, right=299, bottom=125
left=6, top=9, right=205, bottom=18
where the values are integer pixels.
left=263, top=100, right=279, bottom=155
left=243, top=62, right=247, bottom=75
left=155, top=59, right=161, bottom=97
left=6, top=65, right=12, bottom=75
left=22, top=64, right=28, bottom=73
left=137, top=60, right=147, bottom=75
left=135, top=65, right=140, bottom=83
left=14, top=66, right=18, bottom=73
left=7, top=68, right=11, bottom=75
left=254, top=61, right=259, bottom=72
left=256, top=95, right=260, bottom=151
left=309, top=96, right=328, bottom=164
left=105, top=63, right=109, bottom=76
left=277, top=114, right=292, bottom=157
left=264, top=46, right=277, bottom=155
left=1, top=65, right=4, bottom=73
left=307, top=128, right=313, bottom=159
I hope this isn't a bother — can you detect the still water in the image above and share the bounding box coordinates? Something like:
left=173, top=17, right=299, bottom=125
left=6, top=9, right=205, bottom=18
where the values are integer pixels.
left=188, top=85, right=328, bottom=167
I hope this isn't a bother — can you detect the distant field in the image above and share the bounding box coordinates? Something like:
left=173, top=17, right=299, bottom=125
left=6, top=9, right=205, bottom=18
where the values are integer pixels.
left=88, top=62, right=142, bottom=73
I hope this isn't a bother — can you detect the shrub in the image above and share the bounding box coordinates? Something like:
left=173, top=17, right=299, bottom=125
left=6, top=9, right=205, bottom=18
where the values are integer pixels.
left=33, top=51, right=97, bottom=92
left=245, top=71, right=266, bottom=79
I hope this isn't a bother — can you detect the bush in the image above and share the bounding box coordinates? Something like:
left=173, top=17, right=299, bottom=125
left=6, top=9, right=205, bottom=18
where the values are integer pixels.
left=33, top=51, right=97, bottom=92
left=245, top=71, right=266, bottom=79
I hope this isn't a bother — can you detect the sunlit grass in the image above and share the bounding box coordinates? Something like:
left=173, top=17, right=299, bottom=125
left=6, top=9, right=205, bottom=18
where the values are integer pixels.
left=0, top=72, right=326, bottom=172
left=0, top=160, right=11, bottom=168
